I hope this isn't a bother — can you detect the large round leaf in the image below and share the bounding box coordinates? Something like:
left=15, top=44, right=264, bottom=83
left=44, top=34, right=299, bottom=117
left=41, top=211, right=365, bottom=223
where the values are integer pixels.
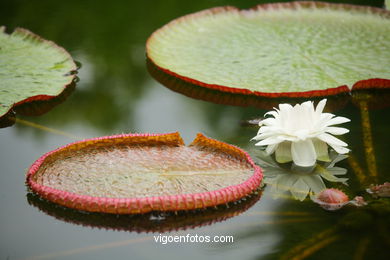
left=27, top=133, right=262, bottom=214
left=147, top=2, right=390, bottom=99
left=0, top=27, right=77, bottom=119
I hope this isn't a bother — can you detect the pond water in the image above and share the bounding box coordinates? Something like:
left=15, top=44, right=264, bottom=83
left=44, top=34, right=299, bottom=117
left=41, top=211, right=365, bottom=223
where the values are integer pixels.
left=1, top=0, right=389, bottom=259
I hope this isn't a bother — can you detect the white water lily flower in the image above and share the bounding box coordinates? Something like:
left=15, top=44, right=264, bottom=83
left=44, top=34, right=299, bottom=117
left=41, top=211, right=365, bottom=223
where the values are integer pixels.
left=252, top=99, right=350, bottom=167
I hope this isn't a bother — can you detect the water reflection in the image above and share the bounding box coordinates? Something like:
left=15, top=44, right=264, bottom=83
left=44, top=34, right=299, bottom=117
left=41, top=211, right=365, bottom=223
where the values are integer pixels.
left=352, top=88, right=390, bottom=110
left=253, top=150, right=348, bottom=201
left=237, top=91, right=390, bottom=258
left=1, top=1, right=389, bottom=259
left=27, top=190, right=262, bottom=233
left=230, top=152, right=390, bottom=260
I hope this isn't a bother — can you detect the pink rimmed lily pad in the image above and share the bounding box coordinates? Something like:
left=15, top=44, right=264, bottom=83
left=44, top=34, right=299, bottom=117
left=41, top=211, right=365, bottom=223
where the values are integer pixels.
left=27, top=133, right=263, bottom=214
left=146, top=2, right=390, bottom=105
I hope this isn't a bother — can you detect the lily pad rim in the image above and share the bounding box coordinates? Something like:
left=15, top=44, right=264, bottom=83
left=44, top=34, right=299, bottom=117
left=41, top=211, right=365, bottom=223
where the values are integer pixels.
left=0, top=26, right=78, bottom=119
left=27, top=132, right=263, bottom=214
left=146, top=1, right=390, bottom=98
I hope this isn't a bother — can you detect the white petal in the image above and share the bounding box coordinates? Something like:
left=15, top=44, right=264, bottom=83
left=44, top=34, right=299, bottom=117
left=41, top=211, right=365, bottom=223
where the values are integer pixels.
left=255, top=137, right=283, bottom=146
left=256, top=127, right=281, bottom=136
left=325, top=126, right=349, bottom=135
left=252, top=133, right=276, bottom=141
left=318, top=133, right=348, bottom=147
left=325, top=116, right=351, bottom=127
left=266, top=144, right=278, bottom=155
left=295, top=103, right=314, bottom=128
left=257, top=126, right=273, bottom=134
left=329, top=145, right=350, bottom=154
left=315, top=99, right=327, bottom=115
left=312, top=139, right=330, bottom=162
left=279, top=104, right=293, bottom=124
left=259, top=118, right=277, bottom=126
left=291, top=139, right=317, bottom=167
left=314, top=113, right=334, bottom=129
left=294, top=129, right=310, bottom=140
left=301, top=100, right=313, bottom=109
left=279, top=103, right=293, bottom=112
left=278, top=135, right=299, bottom=142
left=275, top=141, right=292, bottom=163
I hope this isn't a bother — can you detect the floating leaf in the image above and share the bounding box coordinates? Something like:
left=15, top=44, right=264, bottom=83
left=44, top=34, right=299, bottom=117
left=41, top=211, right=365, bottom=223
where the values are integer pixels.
left=27, top=133, right=263, bottom=214
left=147, top=2, right=390, bottom=104
left=0, top=27, right=77, bottom=120
left=0, top=82, right=76, bottom=128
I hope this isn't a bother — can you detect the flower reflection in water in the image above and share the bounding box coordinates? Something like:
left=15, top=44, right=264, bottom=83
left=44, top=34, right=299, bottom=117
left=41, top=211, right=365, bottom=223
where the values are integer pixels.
left=246, top=149, right=389, bottom=260
left=252, top=150, right=348, bottom=201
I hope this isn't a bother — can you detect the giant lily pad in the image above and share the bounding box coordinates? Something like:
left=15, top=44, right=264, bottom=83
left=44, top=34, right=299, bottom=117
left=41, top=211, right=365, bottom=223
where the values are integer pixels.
left=27, top=133, right=262, bottom=214
left=0, top=27, right=77, bottom=120
left=146, top=2, right=390, bottom=103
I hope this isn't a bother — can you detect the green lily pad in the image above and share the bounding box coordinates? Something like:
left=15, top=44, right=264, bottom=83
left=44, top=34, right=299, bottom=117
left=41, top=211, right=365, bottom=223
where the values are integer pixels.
left=147, top=2, right=390, bottom=99
left=0, top=27, right=77, bottom=119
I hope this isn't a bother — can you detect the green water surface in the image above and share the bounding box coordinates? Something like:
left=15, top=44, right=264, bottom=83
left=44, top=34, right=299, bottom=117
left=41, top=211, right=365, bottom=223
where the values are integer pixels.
left=0, top=1, right=388, bottom=260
